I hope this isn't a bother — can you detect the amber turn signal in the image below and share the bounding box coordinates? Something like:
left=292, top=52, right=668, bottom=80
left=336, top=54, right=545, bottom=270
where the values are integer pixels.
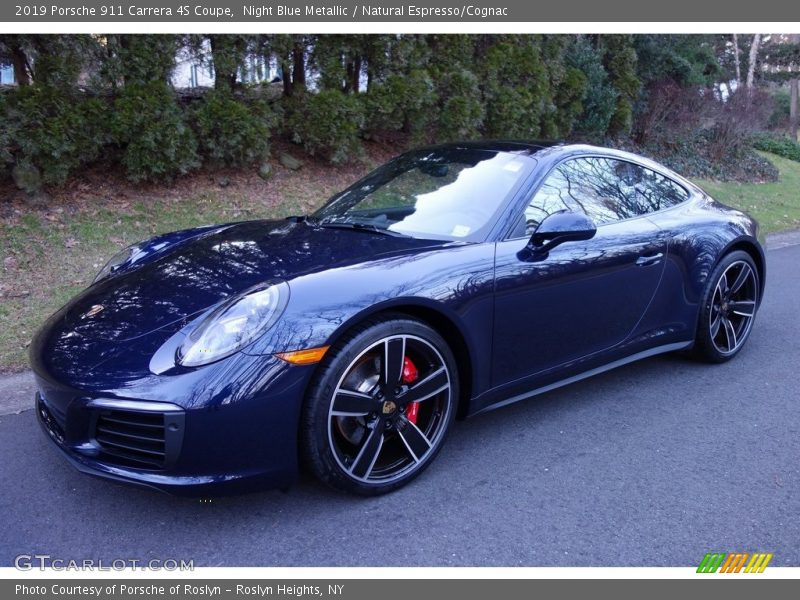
left=275, top=346, right=330, bottom=365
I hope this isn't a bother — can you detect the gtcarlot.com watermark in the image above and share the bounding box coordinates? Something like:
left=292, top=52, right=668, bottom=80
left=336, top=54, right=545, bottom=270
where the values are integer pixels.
left=14, top=554, right=194, bottom=571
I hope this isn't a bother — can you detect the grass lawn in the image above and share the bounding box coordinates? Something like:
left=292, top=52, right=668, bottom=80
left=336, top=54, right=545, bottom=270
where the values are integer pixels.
left=1, top=148, right=799, bottom=374
left=695, top=152, right=800, bottom=235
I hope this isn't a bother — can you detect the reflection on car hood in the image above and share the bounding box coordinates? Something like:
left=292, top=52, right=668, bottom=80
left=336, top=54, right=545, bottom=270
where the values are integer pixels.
left=51, top=219, right=443, bottom=342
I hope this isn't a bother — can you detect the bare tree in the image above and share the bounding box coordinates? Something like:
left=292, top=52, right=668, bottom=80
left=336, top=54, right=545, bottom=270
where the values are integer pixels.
left=791, top=78, right=799, bottom=141
left=732, top=33, right=741, bottom=83
left=746, top=33, right=762, bottom=91
left=790, top=34, right=800, bottom=141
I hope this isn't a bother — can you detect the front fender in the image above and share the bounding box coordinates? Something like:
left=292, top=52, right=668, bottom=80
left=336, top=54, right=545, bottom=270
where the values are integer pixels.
left=247, top=242, right=497, bottom=399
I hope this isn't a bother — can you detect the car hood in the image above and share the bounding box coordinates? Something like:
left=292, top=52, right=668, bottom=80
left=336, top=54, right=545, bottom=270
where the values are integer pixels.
left=45, top=219, right=444, bottom=343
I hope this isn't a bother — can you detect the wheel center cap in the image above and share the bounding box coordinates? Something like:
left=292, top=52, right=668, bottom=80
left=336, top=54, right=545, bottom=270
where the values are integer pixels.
left=381, top=400, right=397, bottom=415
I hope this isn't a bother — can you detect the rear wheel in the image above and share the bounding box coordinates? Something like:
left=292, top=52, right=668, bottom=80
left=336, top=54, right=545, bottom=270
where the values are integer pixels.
left=693, top=250, right=759, bottom=363
left=301, top=317, right=458, bottom=496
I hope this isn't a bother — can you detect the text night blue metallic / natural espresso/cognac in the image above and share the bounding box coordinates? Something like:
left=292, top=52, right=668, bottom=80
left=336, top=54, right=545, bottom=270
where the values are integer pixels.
left=31, top=142, right=765, bottom=496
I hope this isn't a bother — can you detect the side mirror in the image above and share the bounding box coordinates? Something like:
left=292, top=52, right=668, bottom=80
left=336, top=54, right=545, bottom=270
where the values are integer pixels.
left=528, top=211, right=597, bottom=252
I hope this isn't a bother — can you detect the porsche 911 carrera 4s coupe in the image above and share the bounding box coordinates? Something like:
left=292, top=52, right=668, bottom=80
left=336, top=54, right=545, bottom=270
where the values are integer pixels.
left=31, top=142, right=765, bottom=496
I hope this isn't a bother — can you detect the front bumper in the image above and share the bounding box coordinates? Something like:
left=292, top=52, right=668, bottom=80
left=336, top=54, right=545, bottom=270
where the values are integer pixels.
left=32, top=354, right=315, bottom=496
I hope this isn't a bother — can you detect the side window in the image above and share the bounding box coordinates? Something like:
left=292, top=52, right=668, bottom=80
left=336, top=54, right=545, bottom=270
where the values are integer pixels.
left=522, top=157, right=638, bottom=234
left=634, top=167, right=689, bottom=213
left=556, top=157, right=643, bottom=224
left=521, top=167, right=580, bottom=234
left=520, top=157, right=689, bottom=235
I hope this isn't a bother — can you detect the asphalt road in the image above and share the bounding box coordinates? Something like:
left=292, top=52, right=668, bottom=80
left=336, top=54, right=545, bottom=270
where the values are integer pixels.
left=1, top=244, right=798, bottom=568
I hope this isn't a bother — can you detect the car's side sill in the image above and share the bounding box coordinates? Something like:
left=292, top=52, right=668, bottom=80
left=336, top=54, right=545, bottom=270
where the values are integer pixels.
left=473, top=341, right=693, bottom=416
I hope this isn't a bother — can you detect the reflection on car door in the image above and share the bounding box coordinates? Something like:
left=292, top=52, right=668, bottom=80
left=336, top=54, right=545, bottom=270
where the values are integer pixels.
left=491, top=156, right=668, bottom=389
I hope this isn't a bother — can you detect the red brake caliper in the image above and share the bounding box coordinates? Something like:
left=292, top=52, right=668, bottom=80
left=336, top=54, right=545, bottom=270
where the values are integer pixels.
left=402, top=356, right=420, bottom=424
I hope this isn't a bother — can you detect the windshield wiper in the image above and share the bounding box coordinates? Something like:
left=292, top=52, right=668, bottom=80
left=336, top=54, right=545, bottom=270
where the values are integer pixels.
left=316, top=221, right=411, bottom=238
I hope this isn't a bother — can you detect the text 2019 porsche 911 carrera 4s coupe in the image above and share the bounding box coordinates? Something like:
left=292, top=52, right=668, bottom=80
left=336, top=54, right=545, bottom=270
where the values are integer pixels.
left=31, top=142, right=765, bottom=495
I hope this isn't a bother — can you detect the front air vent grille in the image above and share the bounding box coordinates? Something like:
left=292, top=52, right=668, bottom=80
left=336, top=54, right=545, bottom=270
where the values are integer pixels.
left=93, top=407, right=184, bottom=470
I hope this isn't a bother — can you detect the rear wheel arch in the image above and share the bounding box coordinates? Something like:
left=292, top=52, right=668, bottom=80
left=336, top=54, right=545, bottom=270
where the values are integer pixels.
left=692, top=248, right=760, bottom=363
left=722, top=239, right=765, bottom=303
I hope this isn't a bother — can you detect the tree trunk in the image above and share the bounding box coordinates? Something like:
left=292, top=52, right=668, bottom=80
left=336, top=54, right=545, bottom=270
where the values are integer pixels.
left=790, top=78, right=799, bottom=142
left=291, top=44, right=305, bottom=89
left=210, top=36, right=236, bottom=93
left=119, top=34, right=131, bottom=86
left=10, top=44, right=30, bottom=86
left=344, top=57, right=354, bottom=93
left=732, top=33, right=741, bottom=84
left=746, top=33, right=761, bottom=91
left=351, top=56, right=362, bottom=93
left=280, top=59, right=292, bottom=96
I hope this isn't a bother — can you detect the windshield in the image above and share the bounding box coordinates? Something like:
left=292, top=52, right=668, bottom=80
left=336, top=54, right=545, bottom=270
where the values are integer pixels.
left=313, top=148, right=534, bottom=241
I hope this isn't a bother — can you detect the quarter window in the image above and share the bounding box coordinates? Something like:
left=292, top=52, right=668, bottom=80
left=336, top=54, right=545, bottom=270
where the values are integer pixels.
left=633, top=166, right=689, bottom=212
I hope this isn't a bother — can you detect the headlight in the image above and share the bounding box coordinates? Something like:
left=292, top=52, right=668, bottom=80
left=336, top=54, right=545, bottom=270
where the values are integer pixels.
left=93, top=243, right=144, bottom=284
left=177, top=282, right=289, bottom=367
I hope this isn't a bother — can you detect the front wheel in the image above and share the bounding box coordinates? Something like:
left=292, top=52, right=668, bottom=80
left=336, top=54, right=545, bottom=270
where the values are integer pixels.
left=301, top=317, right=458, bottom=496
left=693, top=250, right=760, bottom=363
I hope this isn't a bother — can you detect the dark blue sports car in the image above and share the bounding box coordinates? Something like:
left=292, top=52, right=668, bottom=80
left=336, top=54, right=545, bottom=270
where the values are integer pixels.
left=31, top=142, right=764, bottom=496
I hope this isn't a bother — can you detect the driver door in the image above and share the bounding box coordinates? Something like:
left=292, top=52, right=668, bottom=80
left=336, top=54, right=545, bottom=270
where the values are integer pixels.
left=491, top=156, right=667, bottom=388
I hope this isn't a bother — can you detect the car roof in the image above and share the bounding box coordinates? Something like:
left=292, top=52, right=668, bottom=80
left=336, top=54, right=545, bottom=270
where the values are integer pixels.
left=410, top=141, right=699, bottom=192
left=421, top=140, right=660, bottom=165
left=420, top=140, right=561, bottom=156
left=418, top=140, right=663, bottom=163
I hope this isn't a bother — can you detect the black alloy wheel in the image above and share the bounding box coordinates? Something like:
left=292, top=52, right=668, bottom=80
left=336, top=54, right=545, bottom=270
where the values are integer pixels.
left=694, top=250, right=759, bottom=362
left=301, top=317, right=458, bottom=495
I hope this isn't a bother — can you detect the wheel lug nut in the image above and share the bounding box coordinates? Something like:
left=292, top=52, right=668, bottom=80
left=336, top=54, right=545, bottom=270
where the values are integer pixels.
left=394, top=387, right=402, bottom=394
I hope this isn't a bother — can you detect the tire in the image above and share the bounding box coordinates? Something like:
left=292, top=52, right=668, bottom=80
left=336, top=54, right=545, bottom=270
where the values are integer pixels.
left=301, top=316, right=458, bottom=496
left=693, top=250, right=759, bottom=363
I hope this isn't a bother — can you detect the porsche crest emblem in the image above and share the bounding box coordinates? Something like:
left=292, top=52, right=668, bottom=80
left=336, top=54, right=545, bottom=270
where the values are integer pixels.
left=381, top=400, right=397, bottom=415
left=81, top=304, right=105, bottom=319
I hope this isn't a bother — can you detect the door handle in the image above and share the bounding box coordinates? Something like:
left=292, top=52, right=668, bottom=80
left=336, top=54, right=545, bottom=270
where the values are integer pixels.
left=635, top=253, right=663, bottom=266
